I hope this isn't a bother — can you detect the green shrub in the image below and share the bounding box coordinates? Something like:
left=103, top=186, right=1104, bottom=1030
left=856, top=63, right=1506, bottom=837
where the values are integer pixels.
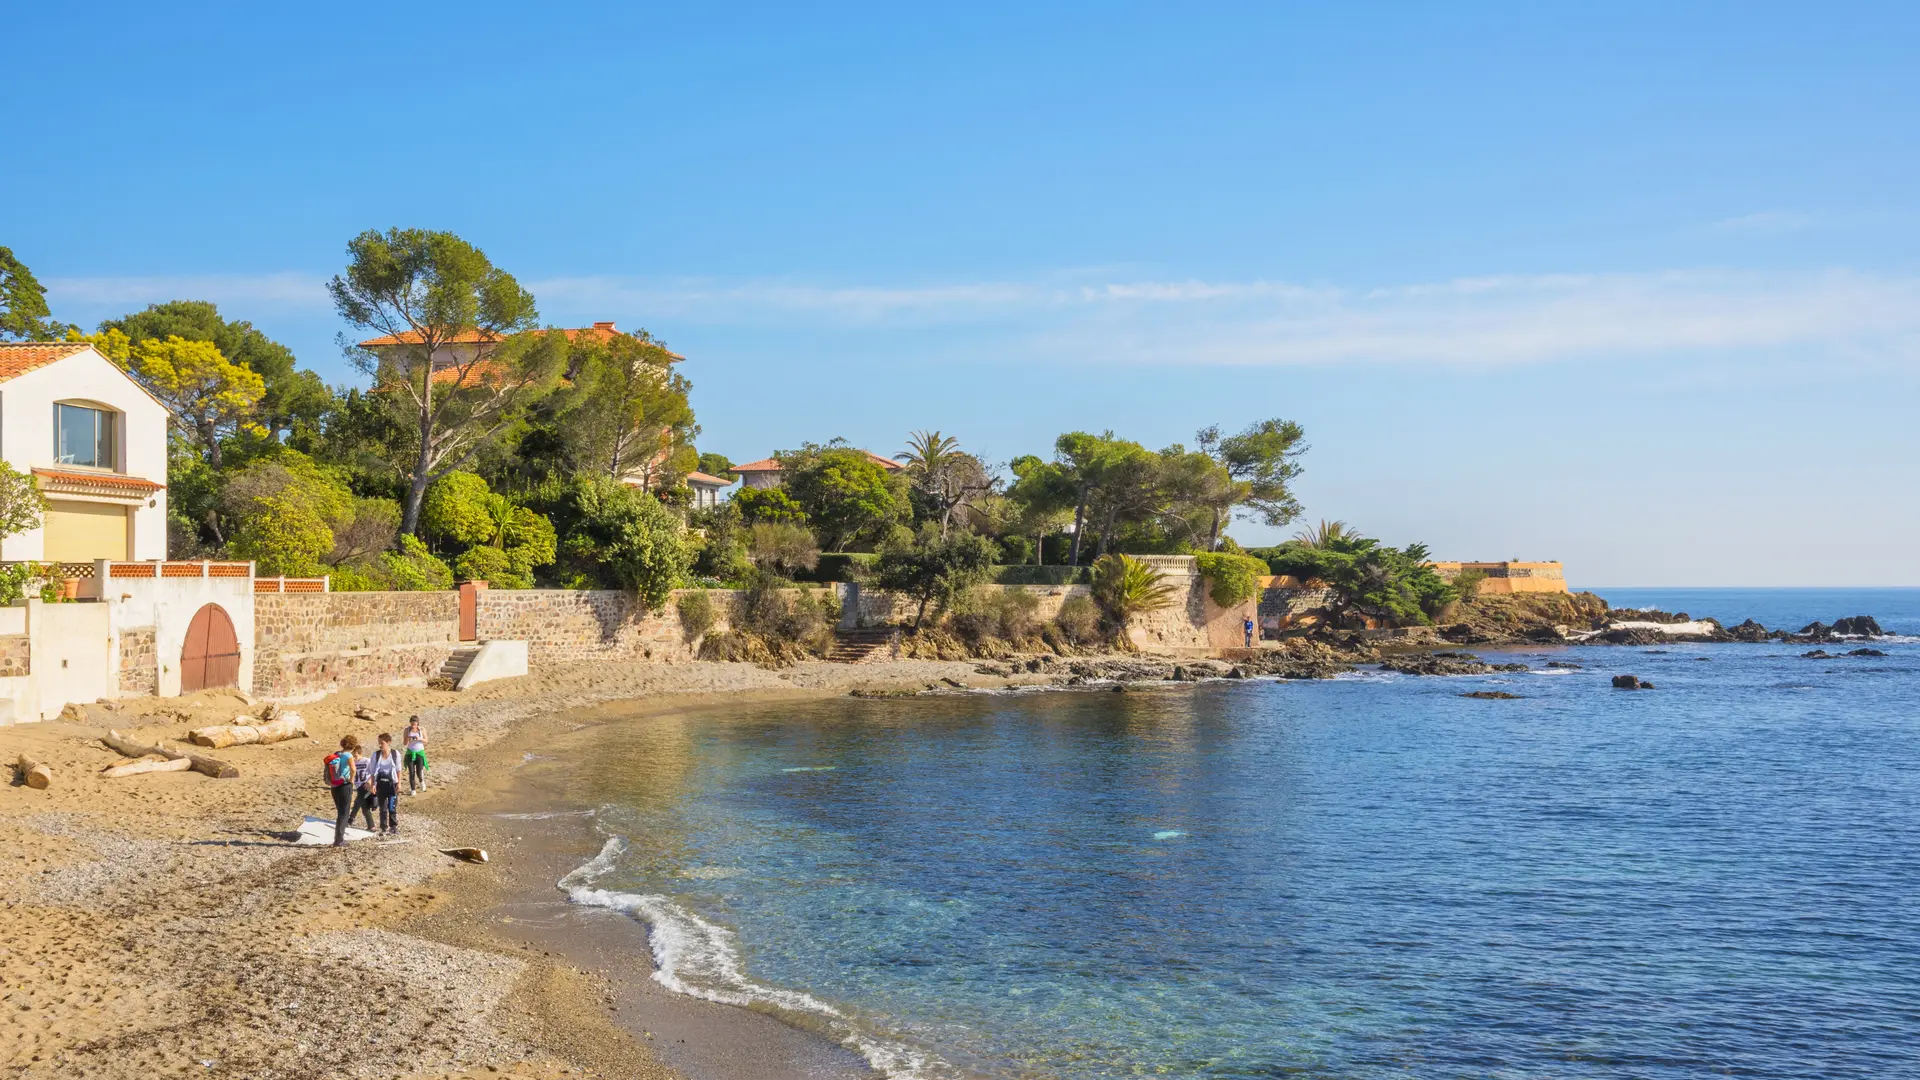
left=950, top=587, right=1043, bottom=646
left=421, top=472, right=497, bottom=549
left=676, top=589, right=716, bottom=643
left=1452, top=569, right=1487, bottom=602
left=453, top=544, right=526, bottom=588
left=731, top=485, right=807, bottom=525
left=554, top=476, right=694, bottom=610
left=872, top=525, right=997, bottom=627
left=991, top=564, right=1090, bottom=586
left=805, top=552, right=878, bottom=583
left=1194, top=552, right=1270, bottom=607
left=1052, top=595, right=1101, bottom=646
left=379, top=535, right=454, bottom=592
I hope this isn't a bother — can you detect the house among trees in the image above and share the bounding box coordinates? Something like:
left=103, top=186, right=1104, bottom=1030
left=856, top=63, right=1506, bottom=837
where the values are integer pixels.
left=682, top=471, right=732, bottom=508
left=357, top=320, right=683, bottom=375
left=0, top=342, right=170, bottom=563
left=732, top=450, right=901, bottom=490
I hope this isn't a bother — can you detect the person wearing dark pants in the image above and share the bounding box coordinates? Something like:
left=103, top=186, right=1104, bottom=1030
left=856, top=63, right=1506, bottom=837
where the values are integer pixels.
left=348, top=738, right=377, bottom=831
left=1243, top=616, right=1256, bottom=649
left=403, top=717, right=428, bottom=795
left=323, top=737, right=357, bottom=846
left=368, top=733, right=403, bottom=834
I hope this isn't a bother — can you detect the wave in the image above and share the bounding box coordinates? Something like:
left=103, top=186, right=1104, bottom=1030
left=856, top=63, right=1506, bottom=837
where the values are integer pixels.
left=559, top=836, right=954, bottom=1080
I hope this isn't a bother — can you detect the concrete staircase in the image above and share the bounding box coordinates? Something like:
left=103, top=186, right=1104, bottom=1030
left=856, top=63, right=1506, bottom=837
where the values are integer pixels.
left=437, top=645, right=482, bottom=685
left=825, top=628, right=894, bottom=664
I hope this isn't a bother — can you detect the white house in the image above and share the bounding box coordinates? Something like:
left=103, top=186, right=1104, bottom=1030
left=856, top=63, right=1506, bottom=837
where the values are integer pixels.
left=683, top=470, right=732, bottom=508
left=0, top=343, right=169, bottom=563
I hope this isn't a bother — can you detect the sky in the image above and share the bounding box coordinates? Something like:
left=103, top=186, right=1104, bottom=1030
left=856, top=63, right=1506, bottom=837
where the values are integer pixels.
left=5, top=2, right=1917, bottom=586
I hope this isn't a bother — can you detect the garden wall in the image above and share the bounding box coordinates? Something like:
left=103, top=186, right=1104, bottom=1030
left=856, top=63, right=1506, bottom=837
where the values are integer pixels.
left=253, top=591, right=461, bottom=700
left=473, top=588, right=748, bottom=664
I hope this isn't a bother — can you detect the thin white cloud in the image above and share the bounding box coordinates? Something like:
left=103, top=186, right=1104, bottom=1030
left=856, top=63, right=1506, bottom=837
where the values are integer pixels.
left=45, top=272, right=331, bottom=311
left=1712, top=211, right=1814, bottom=234
left=42, top=266, right=1920, bottom=369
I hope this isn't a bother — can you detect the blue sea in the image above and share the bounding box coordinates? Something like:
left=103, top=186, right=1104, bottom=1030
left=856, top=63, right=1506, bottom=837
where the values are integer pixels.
left=553, top=588, right=1920, bottom=1078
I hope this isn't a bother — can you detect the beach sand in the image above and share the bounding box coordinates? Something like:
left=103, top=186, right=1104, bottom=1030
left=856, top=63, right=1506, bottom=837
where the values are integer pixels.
left=0, top=656, right=1025, bottom=1079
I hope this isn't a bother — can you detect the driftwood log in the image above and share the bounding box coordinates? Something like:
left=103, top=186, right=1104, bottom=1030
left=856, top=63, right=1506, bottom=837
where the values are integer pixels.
left=15, top=754, right=51, bottom=790
left=102, top=730, right=238, bottom=779
left=101, top=754, right=193, bottom=778
left=188, top=715, right=306, bottom=749
left=439, top=848, right=489, bottom=864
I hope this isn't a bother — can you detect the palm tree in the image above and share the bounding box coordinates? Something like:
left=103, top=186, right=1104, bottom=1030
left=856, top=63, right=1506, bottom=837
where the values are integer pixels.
left=1292, top=519, right=1352, bottom=548
left=1091, top=553, right=1178, bottom=648
left=897, top=430, right=990, bottom=536
left=897, top=429, right=961, bottom=476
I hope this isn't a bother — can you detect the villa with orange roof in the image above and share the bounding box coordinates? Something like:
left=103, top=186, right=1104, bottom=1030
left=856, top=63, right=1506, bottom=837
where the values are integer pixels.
left=0, top=342, right=170, bottom=563
left=732, top=450, right=902, bottom=490
left=358, top=320, right=682, bottom=385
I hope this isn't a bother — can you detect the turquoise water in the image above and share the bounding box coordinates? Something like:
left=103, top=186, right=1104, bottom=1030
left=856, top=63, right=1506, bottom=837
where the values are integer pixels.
left=558, top=589, right=1920, bottom=1078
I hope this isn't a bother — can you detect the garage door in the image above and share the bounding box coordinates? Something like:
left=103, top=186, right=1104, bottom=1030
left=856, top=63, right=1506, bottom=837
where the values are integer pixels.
left=43, top=501, right=129, bottom=561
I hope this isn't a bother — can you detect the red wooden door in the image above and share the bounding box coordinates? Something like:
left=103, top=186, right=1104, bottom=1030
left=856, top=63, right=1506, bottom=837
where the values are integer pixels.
left=180, top=604, right=240, bottom=693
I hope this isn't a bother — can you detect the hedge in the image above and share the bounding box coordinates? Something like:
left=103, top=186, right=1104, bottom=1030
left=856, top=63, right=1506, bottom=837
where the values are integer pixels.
left=990, top=564, right=1092, bottom=586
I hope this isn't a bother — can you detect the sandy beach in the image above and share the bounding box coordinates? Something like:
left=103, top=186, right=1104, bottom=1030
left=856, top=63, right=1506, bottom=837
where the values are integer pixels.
left=0, top=657, right=1026, bottom=1080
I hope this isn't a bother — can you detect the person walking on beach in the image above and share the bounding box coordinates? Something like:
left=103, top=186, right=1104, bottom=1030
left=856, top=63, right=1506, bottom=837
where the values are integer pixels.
left=323, top=737, right=357, bottom=846
left=403, top=716, right=428, bottom=795
left=1243, top=615, right=1256, bottom=649
left=347, top=737, right=377, bottom=832
left=368, top=733, right=403, bottom=834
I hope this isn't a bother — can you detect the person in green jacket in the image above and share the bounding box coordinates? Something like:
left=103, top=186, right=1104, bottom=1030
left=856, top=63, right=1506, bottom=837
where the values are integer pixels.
left=402, top=716, right=429, bottom=795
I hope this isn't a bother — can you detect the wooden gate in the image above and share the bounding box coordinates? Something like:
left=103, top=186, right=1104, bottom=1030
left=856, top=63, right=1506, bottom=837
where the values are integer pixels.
left=180, top=604, right=241, bottom=693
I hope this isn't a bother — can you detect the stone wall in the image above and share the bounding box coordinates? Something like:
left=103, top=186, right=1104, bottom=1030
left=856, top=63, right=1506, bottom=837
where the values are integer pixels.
left=1258, top=585, right=1339, bottom=631
left=0, top=634, right=28, bottom=679
left=1429, top=561, right=1569, bottom=595
left=474, top=588, right=746, bottom=664
left=116, top=625, right=155, bottom=696
left=253, top=592, right=460, bottom=700
left=841, top=583, right=1085, bottom=628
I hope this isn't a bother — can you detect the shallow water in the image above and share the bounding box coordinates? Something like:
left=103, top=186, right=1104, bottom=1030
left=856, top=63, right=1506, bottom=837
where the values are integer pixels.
left=557, top=589, right=1920, bottom=1078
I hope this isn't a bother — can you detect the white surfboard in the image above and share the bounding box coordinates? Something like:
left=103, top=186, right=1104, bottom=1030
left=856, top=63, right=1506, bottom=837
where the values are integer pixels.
left=293, top=815, right=378, bottom=845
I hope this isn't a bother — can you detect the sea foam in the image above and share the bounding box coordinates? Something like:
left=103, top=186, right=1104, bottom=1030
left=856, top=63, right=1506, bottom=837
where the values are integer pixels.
left=559, top=836, right=953, bottom=1080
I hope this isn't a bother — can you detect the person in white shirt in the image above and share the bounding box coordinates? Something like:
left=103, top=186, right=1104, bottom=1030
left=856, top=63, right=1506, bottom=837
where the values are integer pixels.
left=367, top=733, right=403, bottom=833
left=403, top=717, right=428, bottom=795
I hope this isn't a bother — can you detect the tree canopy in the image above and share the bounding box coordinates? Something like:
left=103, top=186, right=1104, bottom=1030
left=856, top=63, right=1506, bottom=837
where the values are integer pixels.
left=328, top=227, right=560, bottom=537
left=0, top=247, right=66, bottom=341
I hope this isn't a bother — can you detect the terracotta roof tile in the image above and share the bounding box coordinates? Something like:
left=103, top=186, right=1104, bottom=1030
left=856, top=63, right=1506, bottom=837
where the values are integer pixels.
left=733, top=450, right=901, bottom=473
left=684, top=471, right=733, bottom=486
left=0, top=342, right=92, bottom=382
left=359, top=322, right=684, bottom=360
left=33, top=467, right=166, bottom=494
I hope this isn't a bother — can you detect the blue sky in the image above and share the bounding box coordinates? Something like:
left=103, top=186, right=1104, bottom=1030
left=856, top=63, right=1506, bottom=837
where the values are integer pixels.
left=6, top=2, right=1917, bottom=585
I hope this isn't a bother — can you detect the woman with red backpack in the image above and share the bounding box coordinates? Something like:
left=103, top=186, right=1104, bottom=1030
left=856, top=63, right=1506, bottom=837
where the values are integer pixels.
left=323, top=736, right=357, bottom=846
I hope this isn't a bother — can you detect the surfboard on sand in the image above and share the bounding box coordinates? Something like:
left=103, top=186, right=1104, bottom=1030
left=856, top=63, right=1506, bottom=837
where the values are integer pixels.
left=293, top=815, right=377, bottom=845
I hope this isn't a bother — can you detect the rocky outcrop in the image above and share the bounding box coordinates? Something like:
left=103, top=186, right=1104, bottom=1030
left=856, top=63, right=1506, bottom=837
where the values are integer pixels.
left=1379, top=652, right=1529, bottom=676
left=1461, top=690, right=1522, bottom=699
left=1831, top=616, right=1884, bottom=637
left=1611, top=674, right=1654, bottom=689
left=1727, top=619, right=1771, bottom=643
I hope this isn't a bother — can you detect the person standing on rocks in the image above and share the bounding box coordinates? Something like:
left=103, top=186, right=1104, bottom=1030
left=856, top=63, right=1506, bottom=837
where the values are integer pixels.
left=403, top=716, right=428, bottom=795
left=368, top=733, right=403, bottom=834
left=323, top=737, right=357, bottom=847
left=1243, top=615, right=1256, bottom=649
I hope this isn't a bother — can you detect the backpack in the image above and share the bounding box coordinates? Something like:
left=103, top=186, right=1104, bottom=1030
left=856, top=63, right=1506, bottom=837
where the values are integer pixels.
left=326, top=751, right=354, bottom=787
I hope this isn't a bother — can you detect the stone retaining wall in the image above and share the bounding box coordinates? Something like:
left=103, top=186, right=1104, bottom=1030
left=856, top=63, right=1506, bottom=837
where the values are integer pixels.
left=0, top=634, right=28, bottom=679
left=253, top=592, right=460, bottom=699
left=116, top=625, right=155, bottom=696
left=474, top=588, right=744, bottom=664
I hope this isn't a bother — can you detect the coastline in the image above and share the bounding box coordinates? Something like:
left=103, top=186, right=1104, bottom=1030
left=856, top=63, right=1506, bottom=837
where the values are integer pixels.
left=3, top=590, right=1904, bottom=1079
left=0, top=659, right=1001, bottom=1079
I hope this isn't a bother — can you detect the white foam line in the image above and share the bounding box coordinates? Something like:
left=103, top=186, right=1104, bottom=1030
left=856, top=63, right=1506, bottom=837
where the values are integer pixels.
left=558, top=836, right=953, bottom=1079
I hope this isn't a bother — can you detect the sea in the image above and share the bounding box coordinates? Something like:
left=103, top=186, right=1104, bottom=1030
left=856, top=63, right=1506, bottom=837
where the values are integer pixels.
left=550, top=588, right=1920, bottom=1079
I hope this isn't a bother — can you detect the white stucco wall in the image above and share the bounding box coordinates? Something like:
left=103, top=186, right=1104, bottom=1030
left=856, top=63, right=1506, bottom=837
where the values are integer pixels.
left=97, top=571, right=256, bottom=698
left=0, top=348, right=170, bottom=562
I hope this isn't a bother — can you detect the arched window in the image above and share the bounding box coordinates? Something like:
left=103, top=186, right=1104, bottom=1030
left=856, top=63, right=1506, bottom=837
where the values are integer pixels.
left=54, top=401, right=117, bottom=470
